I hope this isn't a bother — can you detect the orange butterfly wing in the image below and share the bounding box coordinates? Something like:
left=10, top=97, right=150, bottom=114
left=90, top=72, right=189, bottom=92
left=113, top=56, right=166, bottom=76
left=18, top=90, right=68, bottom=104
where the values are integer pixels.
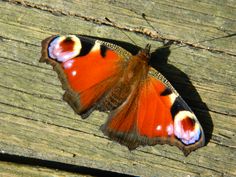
left=40, top=35, right=129, bottom=117
left=102, top=72, right=205, bottom=155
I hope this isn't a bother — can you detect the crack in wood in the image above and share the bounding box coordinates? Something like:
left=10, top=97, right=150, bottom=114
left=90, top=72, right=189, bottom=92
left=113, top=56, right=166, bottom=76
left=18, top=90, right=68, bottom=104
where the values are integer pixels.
left=139, top=149, right=225, bottom=175
left=0, top=35, right=40, bottom=47
left=4, top=0, right=236, bottom=57
left=0, top=84, right=61, bottom=101
left=208, top=109, right=236, bottom=117
left=0, top=110, right=100, bottom=137
left=0, top=153, right=135, bottom=177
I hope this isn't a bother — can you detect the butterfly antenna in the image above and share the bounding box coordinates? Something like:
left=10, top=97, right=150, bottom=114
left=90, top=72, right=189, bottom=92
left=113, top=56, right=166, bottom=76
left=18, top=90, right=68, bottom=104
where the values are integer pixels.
left=141, top=13, right=174, bottom=49
left=141, top=13, right=236, bottom=52
left=105, top=17, right=138, bottom=46
left=142, top=13, right=162, bottom=37
left=170, top=32, right=236, bottom=51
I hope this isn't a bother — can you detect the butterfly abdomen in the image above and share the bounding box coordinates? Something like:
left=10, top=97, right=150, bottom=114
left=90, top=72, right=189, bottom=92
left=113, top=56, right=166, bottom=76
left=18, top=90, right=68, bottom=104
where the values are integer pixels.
left=97, top=50, right=151, bottom=112
left=98, top=83, right=131, bottom=111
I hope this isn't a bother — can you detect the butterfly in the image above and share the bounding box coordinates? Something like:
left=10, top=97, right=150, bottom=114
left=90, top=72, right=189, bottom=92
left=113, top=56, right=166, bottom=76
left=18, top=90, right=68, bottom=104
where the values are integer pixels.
left=40, top=34, right=205, bottom=156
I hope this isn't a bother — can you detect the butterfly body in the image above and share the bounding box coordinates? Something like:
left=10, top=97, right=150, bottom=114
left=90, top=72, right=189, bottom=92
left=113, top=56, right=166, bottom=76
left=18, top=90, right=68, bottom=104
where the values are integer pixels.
left=98, top=45, right=150, bottom=109
left=40, top=34, right=205, bottom=156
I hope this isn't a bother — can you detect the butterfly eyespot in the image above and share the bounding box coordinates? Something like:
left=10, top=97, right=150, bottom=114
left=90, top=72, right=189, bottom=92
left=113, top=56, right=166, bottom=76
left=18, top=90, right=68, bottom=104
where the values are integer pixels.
left=48, top=35, right=81, bottom=62
left=174, top=111, right=201, bottom=145
left=181, top=116, right=195, bottom=131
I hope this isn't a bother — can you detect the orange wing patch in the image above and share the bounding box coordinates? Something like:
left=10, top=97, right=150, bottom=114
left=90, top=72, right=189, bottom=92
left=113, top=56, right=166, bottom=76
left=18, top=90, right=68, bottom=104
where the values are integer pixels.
left=41, top=35, right=126, bottom=116
left=137, top=77, right=174, bottom=138
left=102, top=75, right=204, bottom=154
left=62, top=50, right=121, bottom=93
left=103, top=76, right=174, bottom=137
left=62, top=50, right=122, bottom=110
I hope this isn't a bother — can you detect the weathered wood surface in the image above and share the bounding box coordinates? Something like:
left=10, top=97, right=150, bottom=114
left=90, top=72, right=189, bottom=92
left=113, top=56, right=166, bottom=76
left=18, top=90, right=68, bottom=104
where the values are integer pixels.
left=0, top=160, right=92, bottom=177
left=0, top=0, right=235, bottom=176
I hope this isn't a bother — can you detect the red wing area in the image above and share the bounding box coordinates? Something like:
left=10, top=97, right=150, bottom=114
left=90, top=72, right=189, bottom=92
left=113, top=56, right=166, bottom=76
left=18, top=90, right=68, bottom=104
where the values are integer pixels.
left=101, top=89, right=140, bottom=149
left=102, top=76, right=204, bottom=155
left=137, top=77, right=174, bottom=138
left=62, top=50, right=123, bottom=113
left=102, top=76, right=174, bottom=149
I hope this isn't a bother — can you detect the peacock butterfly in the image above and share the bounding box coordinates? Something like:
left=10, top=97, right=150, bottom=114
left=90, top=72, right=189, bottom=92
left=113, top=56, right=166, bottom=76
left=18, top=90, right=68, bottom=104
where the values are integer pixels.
left=40, top=34, right=205, bottom=156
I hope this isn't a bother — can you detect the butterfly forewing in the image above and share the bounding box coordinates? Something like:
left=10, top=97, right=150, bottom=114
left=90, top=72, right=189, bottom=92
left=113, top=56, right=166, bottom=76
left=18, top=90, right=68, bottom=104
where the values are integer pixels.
left=41, top=35, right=129, bottom=117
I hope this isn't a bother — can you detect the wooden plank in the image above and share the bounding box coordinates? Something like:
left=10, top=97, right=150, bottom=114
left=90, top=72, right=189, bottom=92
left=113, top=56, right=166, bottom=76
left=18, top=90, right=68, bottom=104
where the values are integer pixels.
left=5, top=0, right=236, bottom=54
left=0, top=160, right=92, bottom=177
left=0, top=0, right=235, bottom=176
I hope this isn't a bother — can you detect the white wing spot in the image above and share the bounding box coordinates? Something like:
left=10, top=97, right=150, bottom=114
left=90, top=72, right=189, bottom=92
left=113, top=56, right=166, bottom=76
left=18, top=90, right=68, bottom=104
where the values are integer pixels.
left=156, top=125, right=162, bottom=131
left=166, top=124, right=174, bottom=135
left=63, top=60, right=74, bottom=69
left=72, top=70, right=77, bottom=76
left=91, top=41, right=101, bottom=52
left=169, top=93, right=177, bottom=104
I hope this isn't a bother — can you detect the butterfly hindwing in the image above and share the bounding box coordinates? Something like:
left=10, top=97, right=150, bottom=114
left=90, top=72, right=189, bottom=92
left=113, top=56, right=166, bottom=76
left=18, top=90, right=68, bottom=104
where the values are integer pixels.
left=102, top=70, right=205, bottom=155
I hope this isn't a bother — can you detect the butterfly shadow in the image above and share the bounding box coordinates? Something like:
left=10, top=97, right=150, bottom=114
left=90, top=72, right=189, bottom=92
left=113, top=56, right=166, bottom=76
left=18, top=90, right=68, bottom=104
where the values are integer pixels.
left=149, top=41, right=213, bottom=146
left=80, top=35, right=213, bottom=146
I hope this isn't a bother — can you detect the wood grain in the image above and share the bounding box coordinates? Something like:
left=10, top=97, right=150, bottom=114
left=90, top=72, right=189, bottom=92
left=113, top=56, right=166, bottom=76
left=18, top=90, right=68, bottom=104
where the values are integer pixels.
left=0, top=0, right=235, bottom=176
left=0, top=160, right=93, bottom=177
